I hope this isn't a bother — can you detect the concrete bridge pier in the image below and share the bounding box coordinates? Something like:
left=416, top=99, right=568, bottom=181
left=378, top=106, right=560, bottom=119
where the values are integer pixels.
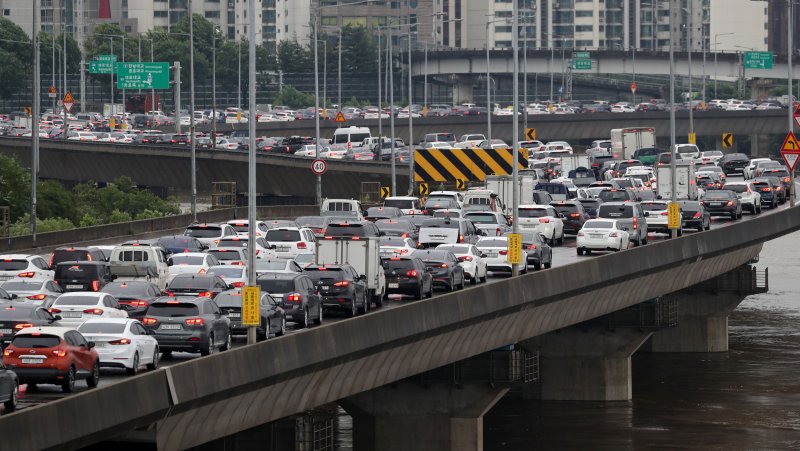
left=644, top=265, right=767, bottom=353
left=520, top=326, right=653, bottom=401
left=452, top=75, right=476, bottom=105
left=750, top=134, right=772, bottom=158
left=340, top=381, right=508, bottom=451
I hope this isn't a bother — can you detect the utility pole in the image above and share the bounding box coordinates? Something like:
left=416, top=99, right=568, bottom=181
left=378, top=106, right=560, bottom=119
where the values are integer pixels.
left=63, top=26, right=68, bottom=137
left=511, top=2, right=520, bottom=277
left=790, top=0, right=795, bottom=207
left=174, top=61, right=181, bottom=134
left=377, top=30, right=382, bottom=139
left=687, top=4, right=694, bottom=139
left=313, top=17, right=323, bottom=205
left=389, top=23, right=396, bottom=195
left=212, top=33, right=217, bottom=143
left=189, top=5, right=197, bottom=222
left=408, top=30, right=414, bottom=194
left=669, top=0, right=677, bottom=239
left=31, top=1, right=40, bottom=242
left=246, top=0, right=257, bottom=346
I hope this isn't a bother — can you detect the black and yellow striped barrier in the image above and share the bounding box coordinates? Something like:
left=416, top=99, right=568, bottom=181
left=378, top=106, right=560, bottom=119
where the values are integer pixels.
left=414, top=148, right=529, bottom=182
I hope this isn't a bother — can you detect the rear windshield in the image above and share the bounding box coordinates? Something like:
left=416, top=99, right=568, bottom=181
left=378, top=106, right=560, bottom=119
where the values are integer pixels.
left=0, top=281, right=44, bottom=291
left=228, top=223, right=249, bottom=233
left=598, top=205, right=633, bottom=218
left=477, top=239, right=507, bottom=247
left=517, top=209, right=548, bottom=218
left=11, top=335, right=60, bottom=348
left=636, top=148, right=660, bottom=156
left=159, top=238, right=196, bottom=248
left=465, top=213, right=499, bottom=224
left=598, top=191, right=631, bottom=202
left=185, top=226, right=222, bottom=238
left=377, top=221, right=410, bottom=231
left=296, top=216, right=325, bottom=228
left=465, top=196, right=491, bottom=205
left=78, top=323, right=126, bottom=334
left=214, top=293, right=242, bottom=306
left=382, top=259, right=415, bottom=270
left=704, top=191, right=731, bottom=199
left=0, top=260, right=28, bottom=271
left=256, top=260, right=289, bottom=270
left=168, top=255, right=205, bottom=265
left=723, top=184, right=747, bottom=193
left=384, top=199, right=413, bottom=209
left=323, top=202, right=353, bottom=212
left=101, top=282, right=149, bottom=297
left=218, top=240, right=247, bottom=248
left=421, top=219, right=461, bottom=229
left=53, top=250, right=91, bottom=265
left=552, top=205, right=578, bottom=214
left=426, top=195, right=456, bottom=204
left=752, top=182, right=770, bottom=189
left=640, top=203, right=668, bottom=211
left=55, top=264, right=100, bottom=279
left=0, top=306, right=35, bottom=319
left=304, top=268, right=344, bottom=282
left=169, top=277, right=213, bottom=289
left=437, top=245, right=470, bottom=254
left=54, top=295, right=99, bottom=306
left=584, top=220, right=614, bottom=229
left=208, top=250, right=244, bottom=261
left=116, top=250, right=150, bottom=262
left=265, top=230, right=301, bottom=242
left=148, top=303, right=200, bottom=317
left=614, top=180, right=633, bottom=188
left=325, top=224, right=375, bottom=237
left=208, top=267, right=244, bottom=278
left=257, top=278, right=295, bottom=294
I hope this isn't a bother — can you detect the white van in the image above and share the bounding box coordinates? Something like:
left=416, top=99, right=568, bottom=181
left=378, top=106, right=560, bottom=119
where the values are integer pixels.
left=332, top=126, right=371, bottom=148
left=320, top=198, right=364, bottom=221
left=463, top=189, right=508, bottom=215
left=383, top=196, right=423, bottom=215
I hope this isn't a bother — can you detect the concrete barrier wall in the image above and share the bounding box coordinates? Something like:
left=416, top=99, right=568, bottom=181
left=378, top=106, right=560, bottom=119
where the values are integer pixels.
left=2, top=205, right=797, bottom=451
left=0, top=205, right=319, bottom=253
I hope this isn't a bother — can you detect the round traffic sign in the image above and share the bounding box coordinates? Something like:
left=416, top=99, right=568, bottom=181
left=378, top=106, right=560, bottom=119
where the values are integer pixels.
left=630, top=82, right=637, bottom=94
left=311, top=159, right=328, bottom=175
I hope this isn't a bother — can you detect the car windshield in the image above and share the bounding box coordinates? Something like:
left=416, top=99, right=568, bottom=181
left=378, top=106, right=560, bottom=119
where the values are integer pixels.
left=256, top=260, right=290, bottom=270
left=294, top=254, right=315, bottom=264
left=168, top=255, right=205, bottom=265
left=641, top=203, right=668, bottom=211
left=55, top=264, right=100, bottom=279
left=724, top=184, right=748, bottom=193
left=218, top=239, right=247, bottom=248
left=208, top=267, right=244, bottom=278
left=0, top=306, right=34, bottom=319
left=464, top=213, right=499, bottom=224
left=159, top=238, right=197, bottom=249
left=304, top=267, right=345, bottom=282
left=421, top=219, right=461, bottom=229
left=584, top=220, right=614, bottom=229
left=54, top=295, right=99, bottom=306
left=517, top=209, right=548, bottom=218
left=52, top=250, right=91, bottom=266
left=598, top=191, right=631, bottom=202
left=704, top=192, right=731, bottom=199
left=698, top=166, right=721, bottom=172
left=599, top=205, right=633, bottom=218
left=379, top=237, right=408, bottom=246
left=78, top=323, right=126, bottom=334
left=11, top=335, right=60, bottom=348
left=0, top=281, right=44, bottom=291
left=477, top=239, right=507, bottom=247
left=384, top=199, right=414, bottom=209
left=552, top=205, right=578, bottom=214
left=256, top=278, right=295, bottom=294
left=265, top=230, right=301, bottom=242
left=169, top=277, right=213, bottom=289
left=0, top=260, right=28, bottom=271
left=382, top=259, right=415, bottom=270
left=184, top=226, right=222, bottom=238
left=148, top=303, right=199, bottom=317
left=636, top=148, right=660, bottom=156
left=295, top=216, right=325, bottom=228
left=426, top=195, right=456, bottom=204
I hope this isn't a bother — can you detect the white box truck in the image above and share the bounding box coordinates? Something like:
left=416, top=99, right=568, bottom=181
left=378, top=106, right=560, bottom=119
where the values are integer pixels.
left=485, top=174, right=536, bottom=206
left=316, top=237, right=387, bottom=307
left=656, top=163, right=698, bottom=200
left=559, top=155, right=590, bottom=176
left=610, top=127, right=656, bottom=160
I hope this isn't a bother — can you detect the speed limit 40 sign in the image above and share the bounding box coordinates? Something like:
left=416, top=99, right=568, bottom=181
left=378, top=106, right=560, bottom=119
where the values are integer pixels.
left=311, top=159, right=327, bottom=175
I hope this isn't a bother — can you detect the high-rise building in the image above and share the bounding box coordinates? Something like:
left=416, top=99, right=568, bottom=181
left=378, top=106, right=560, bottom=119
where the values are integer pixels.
left=766, top=0, right=800, bottom=56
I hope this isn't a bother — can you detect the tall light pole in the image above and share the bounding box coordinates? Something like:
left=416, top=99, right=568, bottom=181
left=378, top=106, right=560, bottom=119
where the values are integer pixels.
left=338, top=27, right=342, bottom=112
left=141, top=37, right=155, bottom=112
left=31, top=5, right=40, bottom=242
left=511, top=1, right=520, bottom=277
left=237, top=39, right=241, bottom=111
left=97, top=34, right=118, bottom=112
left=189, top=6, right=197, bottom=222
left=211, top=29, right=218, bottom=143
left=486, top=17, right=508, bottom=142
left=669, top=0, right=677, bottom=239
left=789, top=0, right=795, bottom=207
left=246, top=0, right=257, bottom=346
left=682, top=6, right=694, bottom=138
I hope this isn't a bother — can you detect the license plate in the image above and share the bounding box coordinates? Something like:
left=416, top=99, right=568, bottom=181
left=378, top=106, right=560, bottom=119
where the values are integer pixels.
left=388, top=283, right=399, bottom=288
left=590, top=234, right=604, bottom=238
left=486, top=252, right=498, bottom=257
left=710, top=202, right=722, bottom=206
left=21, top=357, right=43, bottom=365
left=61, top=311, right=82, bottom=318
left=66, top=284, right=83, bottom=289
left=228, top=312, right=241, bottom=318
left=94, top=342, right=106, bottom=348
left=159, top=324, right=182, bottom=330
left=0, top=329, right=11, bottom=334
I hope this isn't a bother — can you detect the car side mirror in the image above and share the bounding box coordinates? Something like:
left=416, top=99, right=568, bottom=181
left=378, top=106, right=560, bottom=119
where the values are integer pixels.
left=88, top=341, right=96, bottom=349
left=111, top=275, right=118, bottom=281
left=359, top=274, right=367, bottom=281
left=53, top=315, right=62, bottom=321
left=201, top=244, right=209, bottom=251
left=270, top=244, right=277, bottom=250
left=481, top=253, right=488, bottom=258
left=9, top=294, right=17, bottom=300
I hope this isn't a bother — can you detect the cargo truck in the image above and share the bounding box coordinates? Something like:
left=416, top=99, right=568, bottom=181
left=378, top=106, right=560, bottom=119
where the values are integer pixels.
left=316, top=237, right=387, bottom=308
left=656, top=163, right=698, bottom=200
left=610, top=127, right=656, bottom=160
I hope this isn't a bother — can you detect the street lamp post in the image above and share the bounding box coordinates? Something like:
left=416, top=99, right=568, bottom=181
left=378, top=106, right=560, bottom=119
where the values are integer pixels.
left=511, top=0, right=520, bottom=277
left=682, top=6, right=694, bottom=138
left=789, top=0, right=795, bottom=206
left=31, top=5, right=40, bottom=242
left=713, top=33, right=734, bottom=98
left=212, top=31, right=217, bottom=143
left=486, top=17, right=509, bottom=142
left=141, top=37, right=155, bottom=112
left=669, top=0, right=677, bottom=239
left=246, top=0, right=257, bottom=346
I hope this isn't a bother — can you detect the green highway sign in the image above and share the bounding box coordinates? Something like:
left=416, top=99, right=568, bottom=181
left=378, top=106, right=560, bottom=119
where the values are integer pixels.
left=116, top=62, right=170, bottom=89
left=89, top=55, right=117, bottom=74
left=572, top=58, right=592, bottom=70
left=573, top=51, right=590, bottom=59
left=744, top=51, right=773, bottom=69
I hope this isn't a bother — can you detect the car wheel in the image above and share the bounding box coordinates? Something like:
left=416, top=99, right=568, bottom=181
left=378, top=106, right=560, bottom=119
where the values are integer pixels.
left=470, top=274, right=477, bottom=285
left=533, top=262, right=542, bottom=271
left=86, top=362, right=100, bottom=388
left=220, top=332, right=232, bottom=351
left=347, top=298, right=357, bottom=316
left=4, top=382, right=17, bottom=411
left=642, top=235, right=648, bottom=245
left=757, top=205, right=762, bottom=214
left=585, top=249, right=593, bottom=255
left=299, top=308, right=310, bottom=328
left=677, top=229, right=683, bottom=237
left=201, top=334, right=214, bottom=356
left=373, top=292, right=384, bottom=308
left=730, top=212, right=736, bottom=220
left=126, top=352, right=139, bottom=376
left=61, top=366, right=75, bottom=393
left=313, top=305, right=323, bottom=325
left=577, top=248, right=584, bottom=256
left=146, top=347, right=160, bottom=371
left=558, top=233, right=564, bottom=245
left=480, top=271, right=488, bottom=283
left=544, top=260, right=552, bottom=269
left=414, top=285, right=423, bottom=300
left=277, top=316, right=286, bottom=336
left=447, top=275, right=455, bottom=292
left=357, top=292, right=368, bottom=315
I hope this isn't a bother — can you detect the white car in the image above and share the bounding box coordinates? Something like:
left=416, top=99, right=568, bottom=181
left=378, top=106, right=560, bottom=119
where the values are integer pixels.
left=77, top=318, right=159, bottom=375
left=744, top=158, right=773, bottom=180
left=226, top=219, right=271, bottom=238
left=576, top=219, right=631, bottom=255
left=254, top=258, right=304, bottom=275
left=0, top=255, right=54, bottom=281
left=545, top=141, right=573, bottom=153
left=48, top=292, right=128, bottom=327
left=516, top=205, right=565, bottom=245
left=723, top=181, right=762, bottom=214
left=639, top=201, right=681, bottom=236
left=319, top=147, right=349, bottom=159
left=294, top=144, right=325, bottom=158
left=67, top=131, right=99, bottom=141
left=167, top=252, right=220, bottom=281
left=264, top=227, right=317, bottom=258
left=206, top=248, right=249, bottom=266
left=611, top=104, right=636, bottom=113
left=216, top=236, right=277, bottom=260
left=697, top=151, right=724, bottom=165
left=206, top=265, right=248, bottom=288
left=183, top=223, right=238, bottom=247
left=424, top=141, right=454, bottom=149
left=0, top=279, right=63, bottom=304
left=379, top=237, right=417, bottom=258
left=435, top=244, right=488, bottom=284
left=475, top=237, right=528, bottom=274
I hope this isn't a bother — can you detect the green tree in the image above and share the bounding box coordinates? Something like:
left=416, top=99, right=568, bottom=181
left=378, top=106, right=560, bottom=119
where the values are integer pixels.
left=0, top=18, right=32, bottom=100
left=40, top=32, right=81, bottom=76
left=273, top=85, right=315, bottom=109
left=10, top=214, right=74, bottom=237
left=278, top=40, right=313, bottom=73
left=0, top=154, right=31, bottom=221
left=37, top=180, right=78, bottom=224
left=340, top=25, right=377, bottom=73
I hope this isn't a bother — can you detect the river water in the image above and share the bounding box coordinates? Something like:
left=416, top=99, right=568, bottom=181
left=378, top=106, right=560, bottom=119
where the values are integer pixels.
left=483, top=230, right=800, bottom=450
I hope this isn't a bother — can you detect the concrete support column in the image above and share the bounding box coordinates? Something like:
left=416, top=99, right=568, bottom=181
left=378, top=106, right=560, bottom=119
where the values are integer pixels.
left=340, top=381, right=508, bottom=451
left=452, top=76, right=475, bottom=105
left=749, top=134, right=771, bottom=158
left=645, top=291, right=746, bottom=353
left=522, top=327, right=653, bottom=401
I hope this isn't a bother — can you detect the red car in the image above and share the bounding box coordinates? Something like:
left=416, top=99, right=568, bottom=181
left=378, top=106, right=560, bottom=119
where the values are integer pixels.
left=3, top=327, right=100, bottom=393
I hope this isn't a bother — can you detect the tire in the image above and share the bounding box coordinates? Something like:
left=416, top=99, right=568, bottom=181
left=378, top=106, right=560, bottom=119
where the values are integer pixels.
left=480, top=272, right=488, bottom=283
left=276, top=316, right=286, bottom=336
left=299, top=308, right=310, bottom=328
left=61, top=366, right=75, bottom=393
left=577, top=248, right=584, bottom=256
left=200, top=334, right=214, bottom=356
left=585, top=249, right=593, bottom=255
left=642, top=235, right=648, bottom=245
left=447, top=275, right=455, bottom=292
left=373, top=292, right=384, bottom=308
left=357, top=292, right=367, bottom=315
left=126, top=352, right=139, bottom=376
left=414, top=286, right=423, bottom=300
left=544, top=260, right=552, bottom=269
left=313, top=305, right=323, bottom=325
left=220, top=332, right=231, bottom=351
left=146, top=347, right=159, bottom=371
left=86, top=361, right=100, bottom=388
left=426, top=281, right=433, bottom=298
left=633, top=238, right=641, bottom=247
left=533, top=262, right=542, bottom=271
left=730, top=212, right=736, bottom=220
left=470, top=274, right=477, bottom=285
left=4, top=382, right=17, bottom=411
left=558, top=234, right=564, bottom=245
left=346, top=298, right=357, bottom=316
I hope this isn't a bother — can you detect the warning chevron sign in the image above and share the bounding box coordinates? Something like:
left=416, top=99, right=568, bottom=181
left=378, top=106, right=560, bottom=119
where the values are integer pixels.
left=413, top=148, right=529, bottom=182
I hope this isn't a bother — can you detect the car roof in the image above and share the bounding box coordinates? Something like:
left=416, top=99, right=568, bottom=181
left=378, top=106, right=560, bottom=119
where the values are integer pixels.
left=169, top=252, right=208, bottom=258
left=79, top=317, right=135, bottom=325
left=0, top=254, right=36, bottom=260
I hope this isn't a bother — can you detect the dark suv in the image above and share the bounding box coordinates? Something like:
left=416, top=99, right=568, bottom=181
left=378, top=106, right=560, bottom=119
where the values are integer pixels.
left=719, top=153, right=750, bottom=175
left=49, top=247, right=106, bottom=269
left=142, top=297, right=231, bottom=356
left=256, top=273, right=322, bottom=328
left=381, top=256, right=432, bottom=300
left=54, top=262, right=115, bottom=292
left=304, top=265, right=369, bottom=317
left=550, top=201, right=591, bottom=234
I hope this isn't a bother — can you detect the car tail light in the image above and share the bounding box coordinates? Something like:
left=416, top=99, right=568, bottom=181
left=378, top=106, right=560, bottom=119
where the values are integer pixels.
left=142, top=317, right=157, bottom=325
left=287, top=293, right=302, bottom=303
left=14, top=323, right=32, bottom=330
left=569, top=213, right=580, bottom=219
left=527, top=244, right=537, bottom=250
left=198, top=291, right=213, bottom=298
left=91, top=280, right=101, bottom=292
left=109, top=338, right=131, bottom=345
left=458, top=234, right=464, bottom=243
left=776, top=186, right=783, bottom=191
left=231, top=261, right=245, bottom=266
left=458, top=256, right=473, bottom=262
left=2, top=349, right=12, bottom=356
left=660, top=211, right=669, bottom=216
left=539, top=218, right=550, bottom=223
left=577, top=231, right=584, bottom=237
left=499, top=250, right=508, bottom=256
left=694, top=212, right=701, bottom=218
left=333, top=281, right=350, bottom=287
left=762, top=187, right=772, bottom=192
left=401, top=233, right=409, bottom=238
left=52, top=348, right=67, bottom=357
left=27, top=294, right=47, bottom=301
left=48, top=308, right=61, bottom=314
left=231, top=281, right=245, bottom=288
left=297, top=242, right=307, bottom=249
left=48, top=254, right=54, bottom=267
left=784, top=177, right=791, bottom=183
left=214, top=239, right=221, bottom=245
left=726, top=201, right=733, bottom=206
left=198, top=268, right=207, bottom=274
left=123, top=300, right=149, bottom=308
left=16, top=272, right=35, bottom=278
left=83, top=308, right=103, bottom=315
left=185, top=318, right=205, bottom=326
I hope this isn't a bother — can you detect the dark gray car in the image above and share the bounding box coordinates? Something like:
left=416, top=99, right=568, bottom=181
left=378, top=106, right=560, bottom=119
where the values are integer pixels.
left=597, top=202, right=649, bottom=246
left=256, top=273, right=322, bottom=328
left=142, top=296, right=231, bottom=356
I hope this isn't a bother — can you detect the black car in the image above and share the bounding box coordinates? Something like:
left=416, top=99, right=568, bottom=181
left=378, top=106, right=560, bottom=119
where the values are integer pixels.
left=0, top=358, right=18, bottom=411
left=550, top=201, right=591, bottom=235
left=365, top=207, right=405, bottom=222
left=304, top=265, right=369, bottom=317
left=701, top=190, right=742, bottom=219
left=718, top=153, right=750, bottom=175
left=142, top=297, right=231, bottom=356
left=755, top=176, right=787, bottom=204
left=597, top=188, right=638, bottom=203
left=678, top=200, right=711, bottom=231
left=49, top=247, right=106, bottom=269
left=256, top=273, right=322, bottom=328
left=578, top=198, right=604, bottom=217
left=697, top=173, right=724, bottom=191
left=323, top=221, right=382, bottom=238
left=375, top=219, right=418, bottom=240
left=157, top=236, right=208, bottom=255
left=411, top=250, right=466, bottom=292
left=165, top=274, right=229, bottom=299
left=54, top=261, right=116, bottom=293
left=100, top=281, right=162, bottom=319
left=381, top=256, right=433, bottom=300
left=505, top=230, right=553, bottom=270
left=214, top=289, right=286, bottom=340
left=760, top=168, right=792, bottom=195
left=751, top=179, right=778, bottom=208
left=0, top=303, right=61, bottom=345
left=295, top=215, right=327, bottom=236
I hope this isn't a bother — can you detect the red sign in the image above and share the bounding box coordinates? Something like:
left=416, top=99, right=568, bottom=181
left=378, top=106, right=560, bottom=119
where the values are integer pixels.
left=794, top=104, right=800, bottom=129
left=630, top=82, right=637, bottom=94
left=780, top=131, right=800, bottom=171
left=334, top=111, right=346, bottom=123
left=311, top=159, right=328, bottom=175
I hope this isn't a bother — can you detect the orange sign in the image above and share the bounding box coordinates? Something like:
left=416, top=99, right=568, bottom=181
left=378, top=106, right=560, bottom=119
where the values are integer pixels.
left=334, top=111, right=346, bottom=123
left=780, top=131, right=800, bottom=153
left=62, top=91, right=75, bottom=113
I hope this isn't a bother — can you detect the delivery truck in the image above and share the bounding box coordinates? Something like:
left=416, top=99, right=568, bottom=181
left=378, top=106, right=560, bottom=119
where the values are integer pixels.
left=610, top=127, right=656, bottom=160
left=656, top=163, right=698, bottom=200
left=316, top=237, right=387, bottom=307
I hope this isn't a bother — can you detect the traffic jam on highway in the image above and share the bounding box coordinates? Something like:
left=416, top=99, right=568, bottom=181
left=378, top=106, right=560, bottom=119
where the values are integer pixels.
left=0, top=124, right=793, bottom=411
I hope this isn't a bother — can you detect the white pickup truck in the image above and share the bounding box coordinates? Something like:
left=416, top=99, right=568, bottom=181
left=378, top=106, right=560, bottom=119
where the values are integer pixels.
left=316, top=237, right=387, bottom=308
left=109, top=244, right=170, bottom=290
